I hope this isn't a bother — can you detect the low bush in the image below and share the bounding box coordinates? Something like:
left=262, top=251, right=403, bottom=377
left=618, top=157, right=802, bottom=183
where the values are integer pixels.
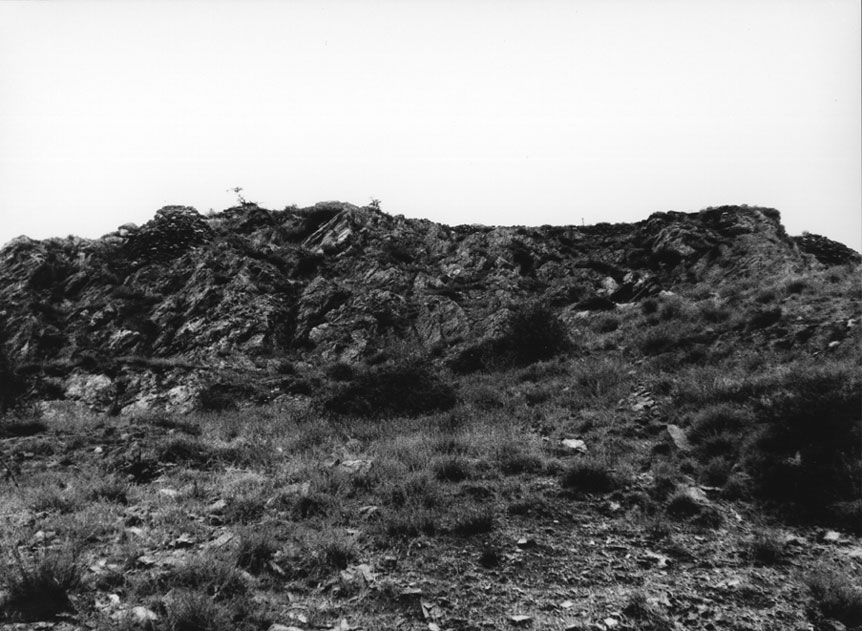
left=638, top=326, right=679, bottom=356
left=138, top=555, right=248, bottom=601
left=433, top=455, right=472, bottom=482
left=687, top=404, right=753, bottom=444
left=163, top=589, right=231, bottom=631
left=560, top=459, right=622, bottom=495
left=495, top=443, right=544, bottom=476
left=323, top=360, right=456, bottom=418
left=450, top=302, right=571, bottom=373
left=807, top=567, right=862, bottom=627
left=236, top=530, right=279, bottom=574
left=748, top=529, right=784, bottom=566
left=745, top=363, right=862, bottom=518
left=450, top=508, right=496, bottom=536
left=1, top=545, right=82, bottom=621
left=0, top=418, right=46, bottom=438
left=86, top=477, right=130, bottom=504
left=382, top=508, right=438, bottom=539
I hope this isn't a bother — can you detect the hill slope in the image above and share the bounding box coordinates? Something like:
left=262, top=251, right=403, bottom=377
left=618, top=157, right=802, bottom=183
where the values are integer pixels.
left=1, top=202, right=861, bottom=631
left=0, top=202, right=858, bottom=414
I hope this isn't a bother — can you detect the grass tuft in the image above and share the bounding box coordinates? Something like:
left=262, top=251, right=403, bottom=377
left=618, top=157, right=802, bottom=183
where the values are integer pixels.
left=807, top=567, right=862, bottom=627
left=1, top=545, right=82, bottom=622
left=560, top=459, right=622, bottom=495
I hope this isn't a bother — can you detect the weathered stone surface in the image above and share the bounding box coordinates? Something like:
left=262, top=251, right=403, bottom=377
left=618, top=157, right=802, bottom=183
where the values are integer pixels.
left=0, top=203, right=853, bottom=412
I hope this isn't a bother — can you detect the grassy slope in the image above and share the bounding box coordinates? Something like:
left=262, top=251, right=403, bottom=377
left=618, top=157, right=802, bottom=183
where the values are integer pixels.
left=1, top=263, right=861, bottom=631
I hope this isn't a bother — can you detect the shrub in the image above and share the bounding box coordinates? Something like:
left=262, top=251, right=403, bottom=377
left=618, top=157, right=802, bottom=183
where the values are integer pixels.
left=807, top=567, right=862, bottom=627
left=198, top=382, right=254, bottom=412
left=383, top=508, right=438, bottom=539
left=223, top=496, right=266, bottom=524
left=319, top=539, right=355, bottom=571
left=163, top=590, right=230, bottom=631
left=236, top=530, right=279, bottom=575
left=784, top=278, right=808, bottom=294
left=450, top=508, right=496, bottom=536
left=496, top=443, right=544, bottom=476
left=0, top=347, right=26, bottom=415
left=450, top=302, right=571, bottom=373
left=1, top=545, right=82, bottom=621
left=745, top=364, right=862, bottom=517
left=86, top=477, right=129, bottom=504
left=0, top=418, right=46, bottom=438
left=641, top=299, right=658, bottom=315
left=748, top=529, right=784, bottom=566
left=323, top=360, right=457, bottom=418
left=665, top=491, right=701, bottom=519
left=433, top=455, right=472, bottom=482
left=141, top=555, right=248, bottom=601
left=747, top=306, right=782, bottom=330
left=29, top=485, right=79, bottom=514
left=665, top=491, right=723, bottom=528
left=144, top=413, right=202, bottom=436
left=326, top=362, right=355, bottom=382
left=699, top=456, right=732, bottom=487
left=638, top=326, right=678, bottom=356
left=687, top=404, right=753, bottom=444
left=698, top=301, right=731, bottom=323
left=159, top=437, right=216, bottom=468
left=560, top=459, right=622, bottom=495
left=105, top=447, right=161, bottom=484
left=124, top=206, right=213, bottom=264
left=594, top=316, right=620, bottom=333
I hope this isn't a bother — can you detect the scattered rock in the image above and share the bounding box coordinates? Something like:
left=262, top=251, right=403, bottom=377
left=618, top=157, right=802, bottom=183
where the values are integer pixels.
left=509, top=614, right=533, bottom=626
left=666, top=425, right=691, bottom=451
left=561, top=438, right=588, bottom=453
left=130, top=606, right=159, bottom=624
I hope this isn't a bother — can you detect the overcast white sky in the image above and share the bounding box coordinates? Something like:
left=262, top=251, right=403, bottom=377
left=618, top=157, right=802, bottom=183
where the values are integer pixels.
left=1, top=0, right=860, bottom=251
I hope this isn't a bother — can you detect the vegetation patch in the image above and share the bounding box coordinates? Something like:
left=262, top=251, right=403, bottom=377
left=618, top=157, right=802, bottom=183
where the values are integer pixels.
left=807, top=567, right=862, bottom=628
left=323, top=360, right=457, bottom=418
left=560, top=459, right=622, bottom=495
left=0, top=545, right=82, bottom=622
left=450, top=303, right=571, bottom=373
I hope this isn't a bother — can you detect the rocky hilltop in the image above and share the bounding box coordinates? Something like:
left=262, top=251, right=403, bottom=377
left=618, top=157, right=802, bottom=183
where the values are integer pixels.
left=0, top=202, right=858, bottom=415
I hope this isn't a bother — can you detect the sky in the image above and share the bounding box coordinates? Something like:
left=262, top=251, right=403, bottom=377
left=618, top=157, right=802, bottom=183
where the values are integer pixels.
left=1, top=0, right=860, bottom=251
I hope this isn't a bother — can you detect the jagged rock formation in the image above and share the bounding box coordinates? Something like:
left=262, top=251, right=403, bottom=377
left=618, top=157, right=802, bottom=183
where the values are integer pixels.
left=0, top=202, right=858, bottom=414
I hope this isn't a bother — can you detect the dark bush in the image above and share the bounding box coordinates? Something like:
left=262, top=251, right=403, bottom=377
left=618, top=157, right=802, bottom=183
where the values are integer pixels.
left=560, top=460, right=621, bottom=495
left=1, top=546, right=81, bottom=622
left=641, top=298, right=658, bottom=315
left=450, top=509, right=496, bottom=536
left=594, top=316, right=619, bottom=333
left=688, top=404, right=753, bottom=444
left=0, top=345, right=26, bottom=415
left=0, top=418, right=46, bottom=438
left=745, top=365, right=862, bottom=518
left=124, top=206, right=213, bottom=264
left=323, top=360, right=457, bottom=418
left=639, top=328, right=678, bottom=356
left=198, top=381, right=260, bottom=411
left=807, top=568, right=862, bottom=627
left=577, top=295, right=617, bottom=311
left=748, top=307, right=782, bottom=330
left=326, top=362, right=355, bottom=382
left=450, top=303, right=571, bottom=373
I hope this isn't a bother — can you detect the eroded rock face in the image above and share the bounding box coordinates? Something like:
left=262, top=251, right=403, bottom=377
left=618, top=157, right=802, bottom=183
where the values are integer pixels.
left=0, top=202, right=854, bottom=412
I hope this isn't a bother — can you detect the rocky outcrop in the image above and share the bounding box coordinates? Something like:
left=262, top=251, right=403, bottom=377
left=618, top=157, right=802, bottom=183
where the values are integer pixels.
left=0, top=202, right=856, bottom=414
